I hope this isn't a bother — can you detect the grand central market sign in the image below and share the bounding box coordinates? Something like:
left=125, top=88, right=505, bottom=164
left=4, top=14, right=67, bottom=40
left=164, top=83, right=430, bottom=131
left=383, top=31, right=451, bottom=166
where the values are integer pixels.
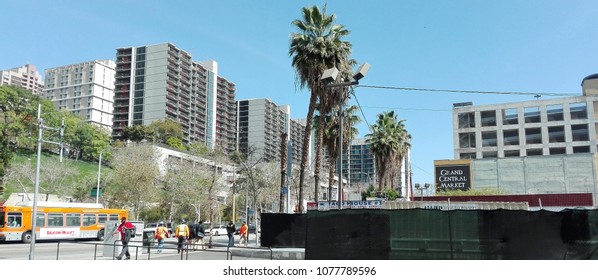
left=435, top=164, right=471, bottom=191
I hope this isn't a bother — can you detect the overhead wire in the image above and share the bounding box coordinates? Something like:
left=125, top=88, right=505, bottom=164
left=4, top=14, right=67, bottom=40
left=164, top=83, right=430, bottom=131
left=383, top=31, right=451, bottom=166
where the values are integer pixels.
left=356, top=84, right=578, bottom=97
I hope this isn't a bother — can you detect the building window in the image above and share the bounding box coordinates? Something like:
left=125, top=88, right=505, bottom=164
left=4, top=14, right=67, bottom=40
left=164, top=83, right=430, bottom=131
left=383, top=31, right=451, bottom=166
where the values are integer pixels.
left=458, top=112, right=475, bottom=128
left=524, top=106, right=541, bottom=123
left=571, top=124, right=589, bottom=141
left=459, top=152, right=476, bottom=159
left=482, top=151, right=497, bottom=158
left=502, top=108, right=518, bottom=125
left=549, top=147, right=566, bottom=155
left=570, top=102, right=587, bottom=120
left=548, top=126, right=565, bottom=143
left=459, top=132, right=476, bottom=148
left=573, top=146, right=590, bottom=153
left=481, top=131, right=497, bottom=147
left=546, top=104, right=564, bottom=121
left=526, top=149, right=543, bottom=156
left=480, top=110, right=496, bottom=127
left=525, top=127, right=542, bottom=144
left=504, top=150, right=520, bottom=157
left=503, top=129, right=519, bottom=145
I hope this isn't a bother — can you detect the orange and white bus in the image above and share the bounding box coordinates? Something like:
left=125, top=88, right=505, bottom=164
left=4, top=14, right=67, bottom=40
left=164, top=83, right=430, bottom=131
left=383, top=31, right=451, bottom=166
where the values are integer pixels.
left=0, top=201, right=128, bottom=243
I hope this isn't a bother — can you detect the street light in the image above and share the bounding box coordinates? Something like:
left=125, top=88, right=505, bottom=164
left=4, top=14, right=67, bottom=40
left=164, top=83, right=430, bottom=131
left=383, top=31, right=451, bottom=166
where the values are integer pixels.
left=96, top=147, right=119, bottom=204
left=415, top=183, right=431, bottom=201
left=321, top=63, right=370, bottom=210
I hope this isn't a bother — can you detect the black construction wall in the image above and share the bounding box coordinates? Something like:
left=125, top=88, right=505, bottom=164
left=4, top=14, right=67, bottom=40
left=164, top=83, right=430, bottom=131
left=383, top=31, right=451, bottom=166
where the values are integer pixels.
left=261, top=209, right=598, bottom=260
left=260, top=213, right=306, bottom=248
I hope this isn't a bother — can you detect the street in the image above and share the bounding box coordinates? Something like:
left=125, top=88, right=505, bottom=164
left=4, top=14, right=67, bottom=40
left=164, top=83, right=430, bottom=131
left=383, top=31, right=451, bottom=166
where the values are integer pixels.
left=0, top=234, right=266, bottom=260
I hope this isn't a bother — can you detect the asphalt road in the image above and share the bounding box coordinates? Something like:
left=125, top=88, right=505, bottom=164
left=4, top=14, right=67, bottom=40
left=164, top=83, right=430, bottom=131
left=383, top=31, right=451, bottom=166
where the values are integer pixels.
left=0, top=234, right=265, bottom=260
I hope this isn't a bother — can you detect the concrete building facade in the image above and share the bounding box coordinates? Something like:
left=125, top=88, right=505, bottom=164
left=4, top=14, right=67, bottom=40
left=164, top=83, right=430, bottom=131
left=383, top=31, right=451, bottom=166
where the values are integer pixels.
left=43, top=60, right=116, bottom=131
left=112, top=43, right=236, bottom=153
left=0, top=64, right=44, bottom=95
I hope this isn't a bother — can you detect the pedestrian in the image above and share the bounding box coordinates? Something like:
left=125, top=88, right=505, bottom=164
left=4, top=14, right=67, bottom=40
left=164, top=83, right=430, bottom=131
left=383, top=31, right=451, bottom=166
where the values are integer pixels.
left=112, top=216, right=135, bottom=260
left=175, top=220, right=189, bottom=253
left=188, top=221, right=198, bottom=250
left=226, top=220, right=236, bottom=248
left=239, top=221, right=249, bottom=247
left=196, top=220, right=206, bottom=250
left=155, top=221, right=169, bottom=253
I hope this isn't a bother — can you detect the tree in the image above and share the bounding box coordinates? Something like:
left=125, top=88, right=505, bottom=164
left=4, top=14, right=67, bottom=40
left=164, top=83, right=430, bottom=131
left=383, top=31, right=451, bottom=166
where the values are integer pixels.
left=105, top=144, right=161, bottom=220
left=123, top=125, right=154, bottom=143
left=366, top=111, right=412, bottom=191
left=149, top=119, right=184, bottom=144
left=161, top=156, right=212, bottom=223
left=0, top=86, right=54, bottom=185
left=289, top=4, right=354, bottom=211
left=314, top=105, right=360, bottom=201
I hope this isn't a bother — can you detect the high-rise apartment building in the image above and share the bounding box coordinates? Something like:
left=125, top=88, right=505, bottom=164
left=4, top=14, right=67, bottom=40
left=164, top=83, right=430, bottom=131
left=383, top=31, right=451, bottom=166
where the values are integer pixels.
left=0, top=64, right=44, bottom=95
left=237, top=98, right=304, bottom=165
left=43, top=60, right=116, bottom=131
left=344, top=138, right=376, bottom=186
left=112, top=43, right=236, bottom=153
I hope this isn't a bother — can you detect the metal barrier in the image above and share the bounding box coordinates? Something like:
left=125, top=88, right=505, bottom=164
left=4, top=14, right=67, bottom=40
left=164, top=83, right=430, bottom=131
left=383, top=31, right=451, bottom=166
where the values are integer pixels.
left=29, top=239, right=278, bottom=260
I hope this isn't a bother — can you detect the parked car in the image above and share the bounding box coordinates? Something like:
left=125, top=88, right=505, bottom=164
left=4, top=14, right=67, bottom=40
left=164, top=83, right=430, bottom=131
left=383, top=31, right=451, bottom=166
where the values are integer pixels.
left=234, top=223, right=257, bottom=235
left=208, top=224, right=228, bottom=236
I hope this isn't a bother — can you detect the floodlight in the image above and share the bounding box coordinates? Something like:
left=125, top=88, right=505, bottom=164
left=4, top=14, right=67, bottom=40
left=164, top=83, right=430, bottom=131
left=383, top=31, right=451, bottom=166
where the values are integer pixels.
left=320, top=67, right=339, bottom=83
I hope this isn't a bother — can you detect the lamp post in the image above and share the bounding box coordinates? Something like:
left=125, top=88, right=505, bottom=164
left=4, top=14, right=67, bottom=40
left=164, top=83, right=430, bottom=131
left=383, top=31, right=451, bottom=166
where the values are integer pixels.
left=96, top=147, right=119, bottom=204
left=415, top=183, right=431, bottom=201
left=321, top=63, right=370, bottom=210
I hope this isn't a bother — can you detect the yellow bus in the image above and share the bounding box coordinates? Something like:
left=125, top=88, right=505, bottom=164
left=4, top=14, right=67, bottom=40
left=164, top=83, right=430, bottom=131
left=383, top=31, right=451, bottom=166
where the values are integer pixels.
left=0, top=201, right=128, bottom=243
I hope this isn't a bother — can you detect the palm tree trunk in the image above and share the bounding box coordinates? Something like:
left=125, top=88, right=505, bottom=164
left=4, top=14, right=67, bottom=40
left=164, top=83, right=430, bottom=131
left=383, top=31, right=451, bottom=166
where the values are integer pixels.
left=313, top=121, right=325, bottom=204
left=298, top=92, right=318, bottom=212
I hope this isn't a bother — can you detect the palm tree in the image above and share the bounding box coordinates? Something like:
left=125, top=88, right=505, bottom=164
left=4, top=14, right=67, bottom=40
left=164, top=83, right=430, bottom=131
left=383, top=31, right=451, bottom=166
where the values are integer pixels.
left=289, top=4, right=353, bottom=210
left=314, top=105, right=360, bottom=201
left=366, top=111, right=411, bottom=191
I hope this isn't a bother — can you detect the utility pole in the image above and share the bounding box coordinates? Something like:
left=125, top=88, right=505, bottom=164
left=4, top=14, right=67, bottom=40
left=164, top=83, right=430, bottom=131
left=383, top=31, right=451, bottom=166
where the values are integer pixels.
left=279, top=132, right=287, bottom=213
left=29, top=104, right=64, bottom=260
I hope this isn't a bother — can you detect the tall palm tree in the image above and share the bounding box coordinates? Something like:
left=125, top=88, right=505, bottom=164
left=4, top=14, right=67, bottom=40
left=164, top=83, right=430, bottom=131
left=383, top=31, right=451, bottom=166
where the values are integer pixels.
left=366, top=111, right=411, bottom=191
left=289, top=4, right=353, bottom=210
left=314, top=105, right=360, bottom=201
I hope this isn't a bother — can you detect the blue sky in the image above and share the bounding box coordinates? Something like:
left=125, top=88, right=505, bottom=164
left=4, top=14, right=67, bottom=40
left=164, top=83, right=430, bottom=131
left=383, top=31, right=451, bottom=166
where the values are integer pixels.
left=3, top=1, right=598, bottom=184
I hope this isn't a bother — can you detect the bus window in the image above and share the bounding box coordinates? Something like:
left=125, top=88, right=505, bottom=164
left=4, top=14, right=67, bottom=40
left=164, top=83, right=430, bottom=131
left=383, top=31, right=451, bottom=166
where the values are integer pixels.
left=0, top=211, right=4, bottom=227
left=48, top=213, right=64, bottom=227
left=98, top=214, right=108, bottom=224
left=108, top=214, right=119, bottom=221
left=7, top=212, right=22, bottom=228
left=36, top=213, right=46, bottom=227
left=66, top=213, right=81, bottom=227
left=83, top=214, right=96, bottom=226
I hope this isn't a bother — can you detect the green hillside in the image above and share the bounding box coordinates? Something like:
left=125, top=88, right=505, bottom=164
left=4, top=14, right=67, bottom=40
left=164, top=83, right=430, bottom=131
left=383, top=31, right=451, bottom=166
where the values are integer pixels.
left=1, top=150, right=111, bottom=201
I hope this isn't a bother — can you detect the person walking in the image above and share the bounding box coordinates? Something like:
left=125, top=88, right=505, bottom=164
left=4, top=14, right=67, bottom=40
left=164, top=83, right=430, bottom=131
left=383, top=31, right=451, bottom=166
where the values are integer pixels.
left=188, top=221, right=198, bottom=250
left=226, top=220, right=236, bottom=248
left=112, top=216, right=135, bottom=260
left=175, top=220, right=190, bottom=253
left=239, top=221, right=249, bottom=247
left=196, top=220, right=206, bottom=250
left=155, top=221, right=169, bottom=253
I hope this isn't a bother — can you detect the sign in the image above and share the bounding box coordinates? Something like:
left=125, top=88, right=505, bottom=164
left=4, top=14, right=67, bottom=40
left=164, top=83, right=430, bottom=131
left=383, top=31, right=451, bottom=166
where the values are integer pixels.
left=281, top=186, right=288, bottom=195
left=435, top=164, right=471, bottom=192
left=306, top=200, right=383, bottom=211
left=40, top=227, right=80, bottom=238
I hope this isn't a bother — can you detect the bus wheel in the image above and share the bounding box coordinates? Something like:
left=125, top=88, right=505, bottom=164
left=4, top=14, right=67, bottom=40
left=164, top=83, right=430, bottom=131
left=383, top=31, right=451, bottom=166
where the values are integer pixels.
left=21, top=231, right=33, bottom=244
left=97, top=229, right=105, bottom=241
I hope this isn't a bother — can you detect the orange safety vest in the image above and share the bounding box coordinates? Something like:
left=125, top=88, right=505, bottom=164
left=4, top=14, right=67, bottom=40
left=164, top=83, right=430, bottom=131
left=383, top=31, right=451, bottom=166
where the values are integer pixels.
left=156, top=226, right=168, bottom=239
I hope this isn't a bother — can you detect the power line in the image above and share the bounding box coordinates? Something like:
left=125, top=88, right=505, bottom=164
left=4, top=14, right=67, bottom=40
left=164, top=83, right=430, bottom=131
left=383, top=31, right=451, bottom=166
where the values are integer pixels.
left=357, top=85, right=578, bottom=97
left=360, top=106, right=451, bottom=112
